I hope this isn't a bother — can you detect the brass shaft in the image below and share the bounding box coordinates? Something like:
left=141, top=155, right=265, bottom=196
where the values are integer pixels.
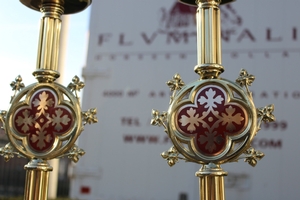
left=24, top=159, right=53, bottom=200
left=195, top=164, right=228, bottom=200
left=197, top=1, right=221, bottom=65
left=194, top=0, right=224, bottom=79
left=33, top=2, right=64, bottom=82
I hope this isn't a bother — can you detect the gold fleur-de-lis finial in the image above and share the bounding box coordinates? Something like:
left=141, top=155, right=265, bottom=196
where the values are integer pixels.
left=243, top=147, right=265, bottom=167
left=151, top=109, right=168, bottom=133
left=167, top=74, right=185, bottom=104
left=0, top=143, right=24, bottom=162
left=0, top=110, right=7, bottom=124
left=68, top=75, right=85, bottom=99
left=59, top=144, right=85, bottom=163
left=161, top=146, right=180, bottom=167
left=82, top=108, right=98, bottom=126
left=167, top=73, right=185, bottom=91
left=10, top=75, right=25, bottom=103
left=236, top=69, right=255, bottom=97
left=257, top=104, right=276, bottom=131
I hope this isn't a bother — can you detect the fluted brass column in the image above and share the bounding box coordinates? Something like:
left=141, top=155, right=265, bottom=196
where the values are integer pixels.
left=24, top=159, right=53, bottom=200
left=196, top=163, right=227, bottom=200
left=33, top=2, right=64, bottom=82
left=195, top=0, right=223, bottom=79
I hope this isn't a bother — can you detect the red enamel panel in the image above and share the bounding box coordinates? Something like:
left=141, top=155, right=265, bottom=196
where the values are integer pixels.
left=177, top=85, right=247, bottom=156
left=13, top=89, right=73, bottom=153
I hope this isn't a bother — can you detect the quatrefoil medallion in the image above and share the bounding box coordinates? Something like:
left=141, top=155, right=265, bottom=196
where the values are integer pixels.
left=168, top=79, right=256, bottom=164
left=6, top=83, right=82, bottom=159
left=13, top=88, right=74, bottom=152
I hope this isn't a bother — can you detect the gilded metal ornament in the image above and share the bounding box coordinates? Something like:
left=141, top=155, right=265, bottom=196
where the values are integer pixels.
left=151, top=0, right=275, bottom=199
left=167, top=73, right=185, bottom=104
left=151, top=109, right=168, bottom=133
left=59, top=144, right=85, bottom=163
left=242, top=147, right=265, bottom=167
left=0, top=143, right=24, bottom=162
left=0, top=1, right=95, bottom=199
left=5, top=82, right=83, bottom=159
left=68, top=75, right=85, bottom=99
left=82, top=108, right=98, bottom=125
left=161, top=146, right=186, bottom=167
left=10, top=75, right=25, bottom=103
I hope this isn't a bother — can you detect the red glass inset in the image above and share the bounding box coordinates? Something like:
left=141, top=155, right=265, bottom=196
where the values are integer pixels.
left=177, top=85, right=247, bottom=156
left=13, top=89, right=73, bottom=152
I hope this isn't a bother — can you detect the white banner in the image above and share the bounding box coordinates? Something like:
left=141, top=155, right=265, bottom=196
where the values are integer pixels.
left=70, top=1, right=300, bottom=199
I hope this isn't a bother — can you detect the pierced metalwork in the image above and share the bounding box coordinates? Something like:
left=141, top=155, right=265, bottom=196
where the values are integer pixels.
left=68, top=75, right=85, bottom=99
left=82, top=108, right=98, bottom=125
left=10, top=75, right=25, bottom=103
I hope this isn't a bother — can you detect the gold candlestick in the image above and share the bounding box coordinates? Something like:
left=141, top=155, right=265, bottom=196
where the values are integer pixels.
left=151, top=1, right=275, bottom=200
left=0, top=1, right=97, bottom=199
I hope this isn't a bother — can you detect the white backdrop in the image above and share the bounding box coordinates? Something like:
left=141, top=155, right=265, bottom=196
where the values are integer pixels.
left=70, top=0, right=300, bottom=199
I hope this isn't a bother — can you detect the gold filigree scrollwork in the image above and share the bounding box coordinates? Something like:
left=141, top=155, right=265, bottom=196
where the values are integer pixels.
left=150, top=109, right=168, bottom=134
left=59, top=144, right=85, bottom=163
left=236, top=69, right=255, bottom=98
left=0, top=143, right=23, bottom=162
left=161, top=146, right=185, bottom=167
left=243, top=147, right=265, bottom=167
left=67, top=75, right=85, bottom=99
left=82, top=108, right=98, bottom=126
left=10, top=75, right=25, bottom=103
left=257, top=104, right=276, bottom=131
left=167, top=73, right=185, bottom=104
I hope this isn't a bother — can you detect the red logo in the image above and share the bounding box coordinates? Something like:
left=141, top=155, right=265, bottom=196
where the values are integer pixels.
left=159, top=2, right=196, bottom=29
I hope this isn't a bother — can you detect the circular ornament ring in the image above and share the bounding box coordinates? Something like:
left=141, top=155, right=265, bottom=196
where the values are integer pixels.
left=168, top=78, right=257, bottom=164
left=5, top=83, right=82, bottom=160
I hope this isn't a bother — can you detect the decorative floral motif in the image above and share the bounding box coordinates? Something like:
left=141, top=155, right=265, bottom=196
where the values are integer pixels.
left=221, top=106, right=244, bottom=132
left=13, top=88, right=73, bottom=152
left=167, top=74, right=185, bottom=91
left=10, top=75, right=25, bottom=103
left=82, top=108, right=98, bottom=125
left=32, top=91, right=54, bottom=114
left=199, top=131, right=224, bottom=153
left=67, top=75, right=85, bottom=99
left=179, top=108, right=201, bottom=132
left=198, top=88, right=224, bottom=109
left=15, top=110, right=34, bottom=133
left=177, top=85, right=247, bottom=156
